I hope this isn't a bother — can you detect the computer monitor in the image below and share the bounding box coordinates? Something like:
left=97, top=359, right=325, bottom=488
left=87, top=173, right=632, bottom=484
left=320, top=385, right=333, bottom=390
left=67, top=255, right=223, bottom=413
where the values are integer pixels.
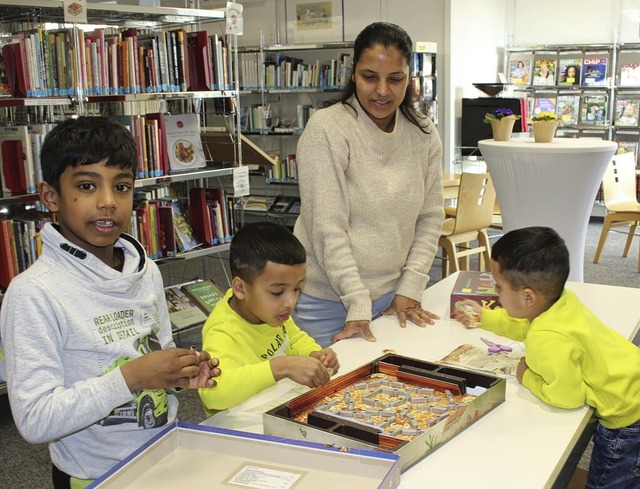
left=461, top=97, right=525, bottom=156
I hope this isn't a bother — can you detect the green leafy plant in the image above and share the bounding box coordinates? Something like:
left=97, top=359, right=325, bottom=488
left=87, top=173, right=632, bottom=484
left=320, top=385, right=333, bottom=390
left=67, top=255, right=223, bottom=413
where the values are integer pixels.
left=483, top=107, right=521, bottom=123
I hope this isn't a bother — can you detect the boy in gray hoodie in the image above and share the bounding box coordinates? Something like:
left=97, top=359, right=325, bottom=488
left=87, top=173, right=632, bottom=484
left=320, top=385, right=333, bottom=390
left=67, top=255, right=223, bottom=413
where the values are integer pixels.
left=0, top=117, right=220, bottom=488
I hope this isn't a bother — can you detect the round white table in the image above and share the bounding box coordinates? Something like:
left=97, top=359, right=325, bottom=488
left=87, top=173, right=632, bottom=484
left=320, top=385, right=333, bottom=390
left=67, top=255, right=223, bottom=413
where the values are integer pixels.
left=478, top=138, right=617, bottom=282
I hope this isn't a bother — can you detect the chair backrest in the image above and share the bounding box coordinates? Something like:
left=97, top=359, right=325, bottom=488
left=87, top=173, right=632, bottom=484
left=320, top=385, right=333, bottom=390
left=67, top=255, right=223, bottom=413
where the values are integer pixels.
left=451, top=172, right=497, bottom=234
left=602, top=152, right=639, bottom=208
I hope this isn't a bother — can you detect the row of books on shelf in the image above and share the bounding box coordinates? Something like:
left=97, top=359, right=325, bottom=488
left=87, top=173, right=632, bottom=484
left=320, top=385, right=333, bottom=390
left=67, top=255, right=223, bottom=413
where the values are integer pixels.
left=239, top=51, right=352, bottom=90
left=239, top=103, right=317, bottom=133
left=509, top=54, right=610, bottom=87
left=0, top=212, right=49, bottom=291
left=267, top=153, right=298, bottom=182
left=0, top=113, right=209, bottom=196
left=165, top=278, right=225, bottom=332
left=131, top=187, right=235, bottom=261
left=0, top=26, right=231, bottom=98
left=412, top=52, right=436, bottom=77
left=528, top=94, right=632, bottom=127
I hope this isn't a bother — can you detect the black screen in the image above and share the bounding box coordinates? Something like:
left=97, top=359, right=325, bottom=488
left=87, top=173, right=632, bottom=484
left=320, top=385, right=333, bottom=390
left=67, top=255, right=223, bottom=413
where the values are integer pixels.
left=461, top=98, right=524, bottom=155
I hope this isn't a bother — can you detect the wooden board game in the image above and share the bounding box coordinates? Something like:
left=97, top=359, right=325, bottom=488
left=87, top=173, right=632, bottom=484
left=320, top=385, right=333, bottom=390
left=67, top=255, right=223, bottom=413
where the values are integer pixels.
left=264, top=354, right=506, bottom=472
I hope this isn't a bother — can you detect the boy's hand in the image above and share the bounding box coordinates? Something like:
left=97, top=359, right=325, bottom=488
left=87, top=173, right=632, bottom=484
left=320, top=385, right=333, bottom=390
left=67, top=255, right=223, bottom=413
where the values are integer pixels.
left=187, top=350, right=221, bottom=389
left=122, top=348, right=214, bottom=391
left=310, top=348, right=340, bottom=376
left=452, top=300, right=482, bottom=328
left=270, top=356, right=331, bottom=389
left=516, top=357, right=528, bottom=384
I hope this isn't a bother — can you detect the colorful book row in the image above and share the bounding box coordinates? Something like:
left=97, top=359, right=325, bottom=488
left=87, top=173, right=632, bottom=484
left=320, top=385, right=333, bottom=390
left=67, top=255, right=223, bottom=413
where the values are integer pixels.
left=0, top=27, right=232, bottom=98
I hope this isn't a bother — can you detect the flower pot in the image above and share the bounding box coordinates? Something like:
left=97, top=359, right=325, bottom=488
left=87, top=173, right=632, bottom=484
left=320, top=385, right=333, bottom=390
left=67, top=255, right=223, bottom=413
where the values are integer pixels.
left=532, top=120, right=560, bottom=143
left=490, top=116, right=516, bottom=141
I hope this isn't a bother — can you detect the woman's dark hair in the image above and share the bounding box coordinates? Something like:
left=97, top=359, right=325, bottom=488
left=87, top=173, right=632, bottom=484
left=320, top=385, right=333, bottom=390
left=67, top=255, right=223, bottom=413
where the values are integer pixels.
left=324, top=22, right=429, bottom=134
left=230, top=222, right=306, bottom=283
left=40, top=116, right=137, bottom=193
left=491, top=226, right=570, bottom=302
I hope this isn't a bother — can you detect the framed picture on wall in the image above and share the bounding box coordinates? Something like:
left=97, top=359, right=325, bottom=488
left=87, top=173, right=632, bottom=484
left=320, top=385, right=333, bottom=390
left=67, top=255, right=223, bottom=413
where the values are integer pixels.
left=285, top=0, right=344, bottom=44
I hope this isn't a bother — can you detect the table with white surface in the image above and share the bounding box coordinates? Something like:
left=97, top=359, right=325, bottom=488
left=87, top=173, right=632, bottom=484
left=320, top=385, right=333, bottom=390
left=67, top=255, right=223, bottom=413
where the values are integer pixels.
left=201, top=273, right=640, bottom=489
left=478, top=138, right=617, bottom=282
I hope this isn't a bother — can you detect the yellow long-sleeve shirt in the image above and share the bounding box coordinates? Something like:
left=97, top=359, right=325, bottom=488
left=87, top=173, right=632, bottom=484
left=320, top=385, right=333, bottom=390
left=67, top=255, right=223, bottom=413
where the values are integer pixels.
left=480, top=289, right=640, bottom=429
left=199, top=289, right=322, bottom=414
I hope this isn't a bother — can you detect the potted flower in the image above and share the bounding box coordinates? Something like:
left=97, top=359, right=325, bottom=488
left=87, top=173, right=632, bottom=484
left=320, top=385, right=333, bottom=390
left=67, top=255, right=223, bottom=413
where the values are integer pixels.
left=484, top=107, right=521, bottom=141
left=531, top=111, right=562, bottom=143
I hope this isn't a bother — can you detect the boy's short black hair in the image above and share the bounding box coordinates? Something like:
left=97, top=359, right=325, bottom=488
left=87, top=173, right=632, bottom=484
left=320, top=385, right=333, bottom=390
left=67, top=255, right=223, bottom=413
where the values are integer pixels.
left=491, top=226, right=569, bottom=301
left=230, top=222, right=306, bottom=283
left=40, top=116, right=138, bottom=192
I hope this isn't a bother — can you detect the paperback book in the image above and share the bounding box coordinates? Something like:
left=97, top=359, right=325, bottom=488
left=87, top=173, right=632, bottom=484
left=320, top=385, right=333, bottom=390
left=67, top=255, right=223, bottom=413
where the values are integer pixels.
left=581, top=57, right=608, bottom=86
left=532, top=59, right=556, bottom=86
left=620, top=62, right=640, bottom=87
left=163, top=113, right=207, bottom=173
left=181, top=279, right=224, bottom=314
left=558, top=58, right=582, bottom=85
left=165, top=283, right=209, bottom=331
left=508, top=58, right=531, bottom=85
left=614, top=98, right=640, bottom=127
left=556, top=95, right=581, bottom=126
left=532, top=96, right=556, bottom=118
left=581, top=95, right=608, bottom=125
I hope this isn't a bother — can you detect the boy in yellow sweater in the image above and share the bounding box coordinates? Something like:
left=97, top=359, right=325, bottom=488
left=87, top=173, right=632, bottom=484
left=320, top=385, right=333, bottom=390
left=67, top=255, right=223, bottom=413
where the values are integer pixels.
left=199, top=222, right=339, bottom=413
left=454, top=226, right=640, bottom=489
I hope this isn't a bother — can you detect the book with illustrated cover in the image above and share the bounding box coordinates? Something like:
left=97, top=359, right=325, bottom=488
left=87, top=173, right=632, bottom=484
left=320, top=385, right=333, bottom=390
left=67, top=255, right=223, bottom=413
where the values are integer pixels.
left=163, top=113, right=207, bottom=173
left=582, top=57, right=608, bottom=86
left=558, top=58, right=582, bottom=85
left=165, top=283, right=209, bottom=331
left=509, top=58, right=531, bottom=85
left=268, top=195, right=295, bottom=214
left=168, top=199, right=201, bottom=252
left=614, top=98, right=640, bottom=127
left=615, top=140, right=639, bottom=166
left=556, top=95, right=581, bottom=125
left=532, top=96, right=556, bottom=117
left=581, top=95, right=608, bottom=125
left=181, top=279, right=225, bottom=314
left=620, top=62, right=640, bottom=87
left=532, top=59, right=556, bottom=86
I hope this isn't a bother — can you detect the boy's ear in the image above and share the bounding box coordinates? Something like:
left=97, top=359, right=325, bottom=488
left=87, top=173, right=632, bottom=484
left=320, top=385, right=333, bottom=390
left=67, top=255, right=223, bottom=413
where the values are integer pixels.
left=38, top=181, right=59, bottom=212
left=231, top=276, right=247, bottom=300
left=522, top=287, right=537, bottom=307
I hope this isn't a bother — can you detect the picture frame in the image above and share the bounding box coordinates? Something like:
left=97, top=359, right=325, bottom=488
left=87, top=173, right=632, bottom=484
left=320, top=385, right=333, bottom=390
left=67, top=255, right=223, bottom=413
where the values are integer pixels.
left=285, top=0, right=344, bottom=44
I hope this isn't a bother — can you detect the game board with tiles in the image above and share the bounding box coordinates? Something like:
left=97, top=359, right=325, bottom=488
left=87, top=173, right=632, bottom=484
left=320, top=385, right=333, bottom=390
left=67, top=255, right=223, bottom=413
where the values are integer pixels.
left=264, top=354, right=506, bottom=472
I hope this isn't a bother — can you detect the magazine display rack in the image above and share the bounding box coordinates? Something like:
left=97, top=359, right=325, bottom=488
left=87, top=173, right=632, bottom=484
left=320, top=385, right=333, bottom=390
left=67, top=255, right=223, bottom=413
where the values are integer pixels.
left=0, top=0, right=244, bottom=390
left=505, top=43, right=640, bottom=169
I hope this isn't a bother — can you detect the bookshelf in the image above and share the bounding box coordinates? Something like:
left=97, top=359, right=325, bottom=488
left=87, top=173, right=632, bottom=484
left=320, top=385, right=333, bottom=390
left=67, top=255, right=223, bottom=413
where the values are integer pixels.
left=0, top=0, right=244, bottom=389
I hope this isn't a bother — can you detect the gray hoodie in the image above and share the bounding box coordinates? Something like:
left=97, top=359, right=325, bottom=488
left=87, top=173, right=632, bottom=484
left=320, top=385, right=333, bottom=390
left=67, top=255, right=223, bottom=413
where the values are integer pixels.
left=0, top=222, right=177, bottom=480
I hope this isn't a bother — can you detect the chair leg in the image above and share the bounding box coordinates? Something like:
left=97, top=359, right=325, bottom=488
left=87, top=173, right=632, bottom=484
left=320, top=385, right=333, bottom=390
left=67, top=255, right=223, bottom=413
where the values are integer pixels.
left=440, top=239, right=459, bottom=278
left=593, top=216, right=614, bottom=264
left=478, top=231, right=492, bottom=271
left=623, top=221, right=638, bottom=258
left=459, top=242, right=469, bottom=271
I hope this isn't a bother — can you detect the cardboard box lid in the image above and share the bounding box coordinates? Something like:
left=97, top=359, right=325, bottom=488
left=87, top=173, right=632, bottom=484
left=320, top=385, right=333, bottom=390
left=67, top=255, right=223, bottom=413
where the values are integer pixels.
left=89, top=422, right=400, bottom=489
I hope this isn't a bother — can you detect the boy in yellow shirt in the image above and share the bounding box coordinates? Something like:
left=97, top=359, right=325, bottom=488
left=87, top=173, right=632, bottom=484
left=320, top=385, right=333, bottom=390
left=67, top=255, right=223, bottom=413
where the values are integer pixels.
left=199, top=222, right=339, bottom=413
left=455, top=226, right=640, bottom=489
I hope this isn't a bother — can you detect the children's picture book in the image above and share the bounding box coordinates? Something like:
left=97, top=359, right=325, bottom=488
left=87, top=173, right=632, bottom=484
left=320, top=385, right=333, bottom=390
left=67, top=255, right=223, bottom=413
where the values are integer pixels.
left=163, top=113, right=207, bottom=173
left=164, top=283, right=209, bottom=331
left=532, top=97, right=557, bottom=118
left=181, top=279, right=225, bottom=314
left=614, top=98, right=640, bottom=127
left=558, top=58, right=582, bottom=85
left=581, top=95, right=608, bottom=125
left=555, top=95, right=581, bottom=126
left=620, top=62, right=640, bottom=87
left=168, top=199, right=201, bottom=252
left=532, top=59, right=556, bottom=86
left=581, top=57, right=608, bottom=86
left=509, top=58, right=531, bottom=85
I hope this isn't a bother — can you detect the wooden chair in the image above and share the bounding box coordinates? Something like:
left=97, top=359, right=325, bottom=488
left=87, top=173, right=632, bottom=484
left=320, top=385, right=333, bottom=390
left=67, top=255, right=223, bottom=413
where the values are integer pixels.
left=439, top=172, right=497, bottom=278
left=593, top=152, right=640, bottom=272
